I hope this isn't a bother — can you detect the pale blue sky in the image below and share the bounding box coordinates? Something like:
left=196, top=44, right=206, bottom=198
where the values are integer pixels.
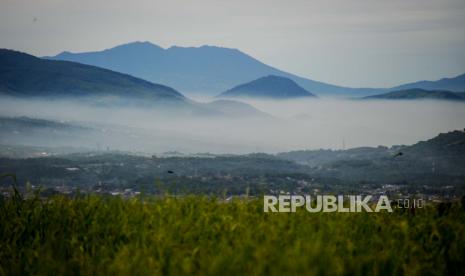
left=1, top=0, right=464, bottom=87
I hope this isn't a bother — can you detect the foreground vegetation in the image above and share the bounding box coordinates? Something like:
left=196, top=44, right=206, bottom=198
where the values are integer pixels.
left=1, top=191, right=464, bottom=275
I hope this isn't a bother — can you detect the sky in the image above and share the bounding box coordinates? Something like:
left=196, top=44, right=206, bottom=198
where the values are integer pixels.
left=1, top=0, right=465, bottom=88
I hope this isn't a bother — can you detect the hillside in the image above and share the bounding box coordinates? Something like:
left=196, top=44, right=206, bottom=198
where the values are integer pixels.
left=277, top=129, right=465, bottom=185
left=45, top=41, right=382, bottom=97
left=363, top=88, right=465, bottom=101
left=217, top=75, right=316, bottom=99
left=0, top=49, right=273, bottom=118
left=2, top=127, right=465, bottom=194
left=392, top=73, right=465, bottom=92
left=279, top=129, right=465, bottom=165
left=46, top=42, right=465, bottom=98
left=0, top=49, right=184, bottom=101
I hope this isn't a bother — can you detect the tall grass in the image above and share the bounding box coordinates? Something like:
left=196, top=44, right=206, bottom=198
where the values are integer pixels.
left=0, top=193, right=464, bottom=275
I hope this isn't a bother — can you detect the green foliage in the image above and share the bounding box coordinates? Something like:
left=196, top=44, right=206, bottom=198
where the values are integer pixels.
left=1, top=194, right=464, bottom=275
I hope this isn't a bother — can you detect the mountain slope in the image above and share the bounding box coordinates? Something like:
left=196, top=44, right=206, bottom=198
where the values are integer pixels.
left=276, top=129, right=465, bottom=185
left=363, top=88, right=465, bottom=101
left=45, top=41, right=382, bottom=97
left=45, top=41, right=465, bottom=97
left=218, top=75, right=316, bottom=99
left=0, top=48, right=185, bottom=101
left=1, top=49, right=273, bottom=118
left=392, top=73, right=465, bottom=92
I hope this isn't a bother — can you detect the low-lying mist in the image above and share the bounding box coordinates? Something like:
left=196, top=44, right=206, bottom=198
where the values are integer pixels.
left=1, top=96, right=464, bottom=154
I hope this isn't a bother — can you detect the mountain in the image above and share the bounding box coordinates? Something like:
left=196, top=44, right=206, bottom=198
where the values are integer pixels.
left=363, top=88, right=465, bottom=101
left=217, top=75, right=316, bottom=99
left=44, top=41, right=465, bottom=98
left=0, top=49, right=185, bottom=101
left=0, top=49, right=273, bottom=118
left=276, top=129, right=465, bottom=185
left=392, top=73, right=465, bottom=92
left=45, top=41, right=382, bottom=97
left=404, top=129, right=465, bottom=157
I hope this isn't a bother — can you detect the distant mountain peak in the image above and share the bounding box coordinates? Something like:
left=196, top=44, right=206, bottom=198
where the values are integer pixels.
left=57, top=50, right=72, bottom=56
left=45, top=41, right=354, bottom=96
left=1, top=49, right=278, bottom=118
left=109, top=41, right=164, bottom=51
left=392, top=72, right=465, bottom=92
left=218, top=75, right=316, bottom=99
left=262, top=75, right=296, bottom=81
left=45, top=41, right=465, bottom=97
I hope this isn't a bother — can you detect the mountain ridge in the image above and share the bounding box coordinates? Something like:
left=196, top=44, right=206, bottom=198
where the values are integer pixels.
left=218, top=75, right=316, bottom=99
left=391, top=73, right=465, bottom=92
left=0, top=48, right=184, bottom=100
left=363, top=88, right=465, bottom=101
left=44, top=41, right=465, bottom=97
left=0, top=49, right=271, bottom=118
left=45, top=41, right=383, bottom=97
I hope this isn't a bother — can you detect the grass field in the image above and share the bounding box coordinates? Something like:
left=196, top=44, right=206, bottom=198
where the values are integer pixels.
left=1, top=191, right=464, bottom=275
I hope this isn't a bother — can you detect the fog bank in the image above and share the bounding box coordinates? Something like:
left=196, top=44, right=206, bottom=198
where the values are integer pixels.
left=1, top=97, right=464, bottom=154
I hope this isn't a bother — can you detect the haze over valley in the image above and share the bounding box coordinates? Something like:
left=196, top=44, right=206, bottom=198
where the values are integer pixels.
left=1, top=40, right=465, bottom=199
left=2, top=1, right=465, bottom=274
left=1, top=47, right=465, bottom=154
left=1, top=96, right=465, bottom=154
